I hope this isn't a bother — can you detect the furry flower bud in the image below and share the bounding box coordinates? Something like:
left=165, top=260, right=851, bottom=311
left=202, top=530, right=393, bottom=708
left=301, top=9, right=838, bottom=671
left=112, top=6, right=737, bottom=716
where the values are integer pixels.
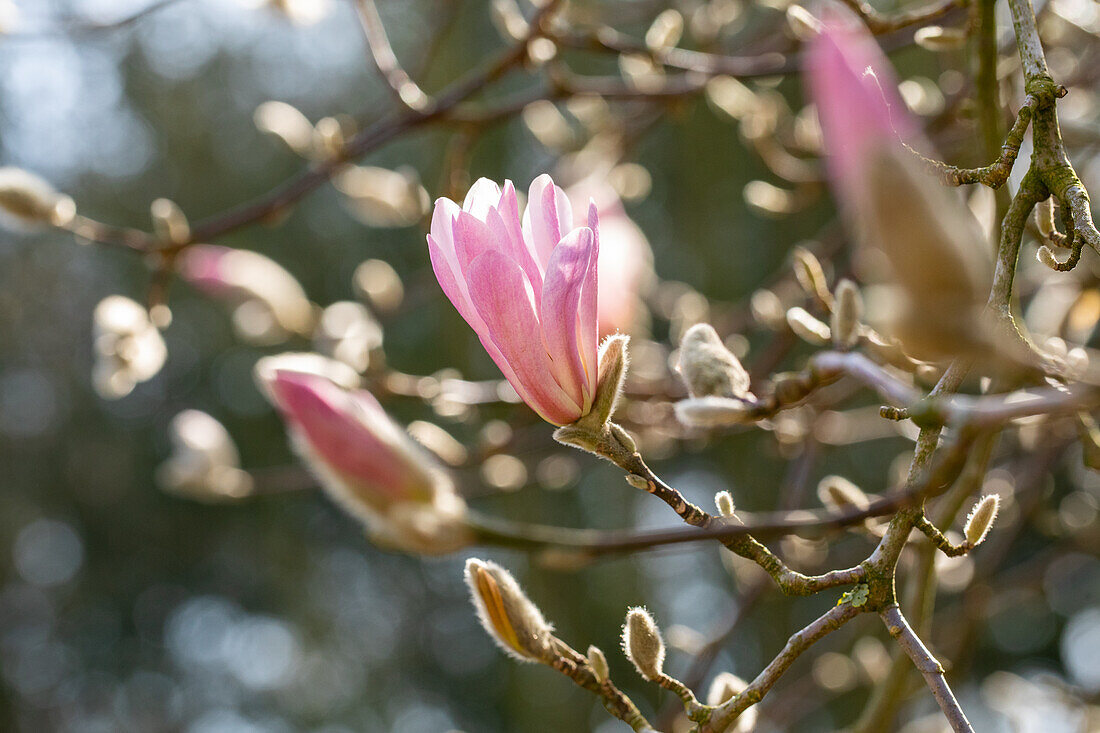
left=677, top=323, right=752, bottom=399
left=0, top=167, right=75, bottom=228
left=622, top=607, right=666, bottom=681
left=715, top=490, right=736, bottom=517
left=792, top=246, right=831, bottom=305
left=465, top=559, right=557, bottom=663
left=786, top=307, right=832, bottom=345
left=587, top=645, right=610, bottom=683
left=964, top=494, right=999, bottom=547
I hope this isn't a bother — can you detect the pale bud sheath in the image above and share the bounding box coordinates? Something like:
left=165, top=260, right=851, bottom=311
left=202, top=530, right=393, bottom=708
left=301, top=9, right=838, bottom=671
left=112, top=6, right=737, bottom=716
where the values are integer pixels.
left=622, top=607, right=666, bottom=681
left=427, top=175, right=601, bottom=426
left=964, top=494, right=1000, bottom=546
left=92, top=295, right=168, bottom=400
left=464, top=559, right=556, bottom=663
left=259, top=368, right=470, bottom=554
left=677, top=323, right=752, bottom=399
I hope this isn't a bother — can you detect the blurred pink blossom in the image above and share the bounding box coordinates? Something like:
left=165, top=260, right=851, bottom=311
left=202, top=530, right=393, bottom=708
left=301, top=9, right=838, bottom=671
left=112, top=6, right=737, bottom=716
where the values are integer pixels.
left=805, top=4, right=918, bottom=208
left=260, top=368, right=469, bottom=553
left=427, top=174, right=600, bottom=426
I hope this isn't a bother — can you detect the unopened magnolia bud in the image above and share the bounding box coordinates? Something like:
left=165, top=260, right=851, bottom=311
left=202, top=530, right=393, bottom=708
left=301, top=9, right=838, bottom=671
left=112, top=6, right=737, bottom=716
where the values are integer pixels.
left=622, top=607, right=665, bottom=681
left=675, top=396, right=754, bottom=428
left=715, top=490, right=736, bottom=517
left=751, top=288, right=787, bottom=330
left=964, top=495, right=999, bottom=546
left=490, top=0, right=528, bottom=40
left=786, top=307, right=831, bottom=345
left=254, top=100, right=314, bottom=156
left=677, top=323, right=752, bottom=399
left=772, top=372, right=813, bottom=405
left=590, top=335, right=630, bottom=426
left=796, top=245, right=827, bottom=301
left=587, top=645, right=610, bottom=683
left=151, top=198, right=190, bottom=244
left=1036, top=197, right=1057, bottom=238
left=0, top=167, right=75, bottom=227
left=1037, top=245, right=1071, bottom=271
left=817, top=475, right=870, bottom=513
left=465, top=559, right=556, bottom=663
left=831, top=279, right=863, bottom=350
left=786, top=5, right=822, bottom=39
left=645, top=9, right=683, bottom=51
left=914, top=26, right=968, bottom=51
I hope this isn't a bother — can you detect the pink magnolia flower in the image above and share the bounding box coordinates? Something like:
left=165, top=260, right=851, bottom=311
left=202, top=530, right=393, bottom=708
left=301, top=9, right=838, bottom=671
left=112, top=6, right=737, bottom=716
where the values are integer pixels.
left=259, top=368, right=469, bottom=553
left=566, top=178, right=654, bottom=337
left=427, top=174, right=599, bottom=426
left=805, top=4, right=918, bottom=208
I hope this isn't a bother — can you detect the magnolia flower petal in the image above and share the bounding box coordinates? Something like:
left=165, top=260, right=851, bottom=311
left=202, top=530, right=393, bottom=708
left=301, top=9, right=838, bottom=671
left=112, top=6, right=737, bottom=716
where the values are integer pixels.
left=429, top=197, right=462, bottom=257
left=463, top=177, right=502, bottom=219
left=488, top=181, right=544, bottom=303
left=468, top=250, right=583, bottom=425
left=453, top=209, right=506, bottom=275
left=579, top=202, right=601, bottom=388
left=540, top=226, right=595, bottom=409
left=523, top=174, right=573, bottom=269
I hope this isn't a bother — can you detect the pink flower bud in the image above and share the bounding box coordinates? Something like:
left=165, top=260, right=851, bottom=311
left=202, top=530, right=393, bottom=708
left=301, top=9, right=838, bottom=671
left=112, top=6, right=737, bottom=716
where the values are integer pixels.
left=259, top=368, right=469, bottom=554
left=804, top=3, right=917, bottom=209
left=427, top=175, right=600, bottom=426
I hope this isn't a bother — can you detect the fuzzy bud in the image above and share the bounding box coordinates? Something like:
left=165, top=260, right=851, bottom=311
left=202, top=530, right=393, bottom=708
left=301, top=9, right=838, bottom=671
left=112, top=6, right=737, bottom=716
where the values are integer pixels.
left=0, top=167, right=75, bottom=227
left=792, top=246, right=831, bottom=305
left=831, top=279, right=863, bottom=350
left=587, top=645, right=610, bottom=683
left=590, top=335, right=630, bottom=426
left=706, top=672, right=758, bottom=731
left=964, top=495, right=999, bottom=547
left=645, top=9, right=683, bottom=51
left=151, top=198, right=190, bottom=244
left=675, top=396, right=755, bottom=428
left=465, top=559, right=557, bottom=663
left=677, top=323, right=752, bottom=399
left=622, top=607, right=666, bottom=681
left=786, top=307, right=832, bottom=345
left=715, top=490, right=736, bottom=517
left=817, top=475, right=870, bottom=513
left=1036, top=245, right=1071, bottom=271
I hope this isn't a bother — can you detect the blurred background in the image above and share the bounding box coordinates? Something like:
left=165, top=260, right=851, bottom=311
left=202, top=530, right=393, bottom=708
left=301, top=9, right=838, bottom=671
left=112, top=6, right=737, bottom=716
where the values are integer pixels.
left=2, top=0, right=1100, bottom=731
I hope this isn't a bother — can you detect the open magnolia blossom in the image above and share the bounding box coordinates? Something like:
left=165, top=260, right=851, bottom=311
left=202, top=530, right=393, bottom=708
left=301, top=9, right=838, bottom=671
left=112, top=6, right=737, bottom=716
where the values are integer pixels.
left=806, top=4, right=990, bottom=359
left=92, top=295, right=168, bottom=399
left=177, top=244, right=314, bottom=345
left=428, top=174, right=600, bottom=426
left=156, top=410, right=253, bottom=501
left=259, top=368, right=471, bottom=554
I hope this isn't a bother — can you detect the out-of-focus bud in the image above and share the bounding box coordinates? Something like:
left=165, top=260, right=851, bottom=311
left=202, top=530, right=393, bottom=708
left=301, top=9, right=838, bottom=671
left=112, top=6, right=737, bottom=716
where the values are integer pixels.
left=832, top=279, right=863, bottom=350
left=646, top=9, right=684, bottom=51
left=706, top=76, right=758, bottom=121
left=490, top=0, right=528, bottom=40
left=312, top=115, right=350, bottom=160
left=751, top=288, right=787, bottom=330
left=677, top=323, right=753, bottom=399
left=860, top=147, right=990, bottom=358
left=334, top=165, right=430, bottom=228
left=913, top=26, right=969, bottom=52
left=619, top=53, right=665, bottom=93
left=964, top=494, right=999, bottom=546
left=313, top=301, right=383, bottom=373
left=715, top=490, right=736, bottom=517
left=157, top=410, right=253, bottom=501
left=177, top=244, right=314, bottom=345
left=254, top=352, right=361, bottom=394
left=817, top=475, right=870, bottom=513
left=254, top=101, right=315, bottom=156
left=744, top=180, right=800, bottom=217
left=92, top=295, right=168, bottom=399
left=622, top=607, right=666, bottom=681
left=523, top=100, right=575, bottom=150
left=353, top=258, right=404, bottom=313
left=465, top=558, right=558, bottom=663
left=526, top=37, right=558, bottom=66
left=706, top=672, right=758, bottom=731
left=786, top=306, right=832, bottom=345
left=587, top=645, right=610, bottom=683
left=567, top=178, right=655, bottom=337
left=675, top=396, right=755, bottom=428
left=0, top=167, right=75, bottom=228
left=786, top=5, right=822, bottom=39
left=150, top=198, right=190, bottom=245
left=792, top=246, right=832, bottom=305
left=260, top=369, right=470, bottom=553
